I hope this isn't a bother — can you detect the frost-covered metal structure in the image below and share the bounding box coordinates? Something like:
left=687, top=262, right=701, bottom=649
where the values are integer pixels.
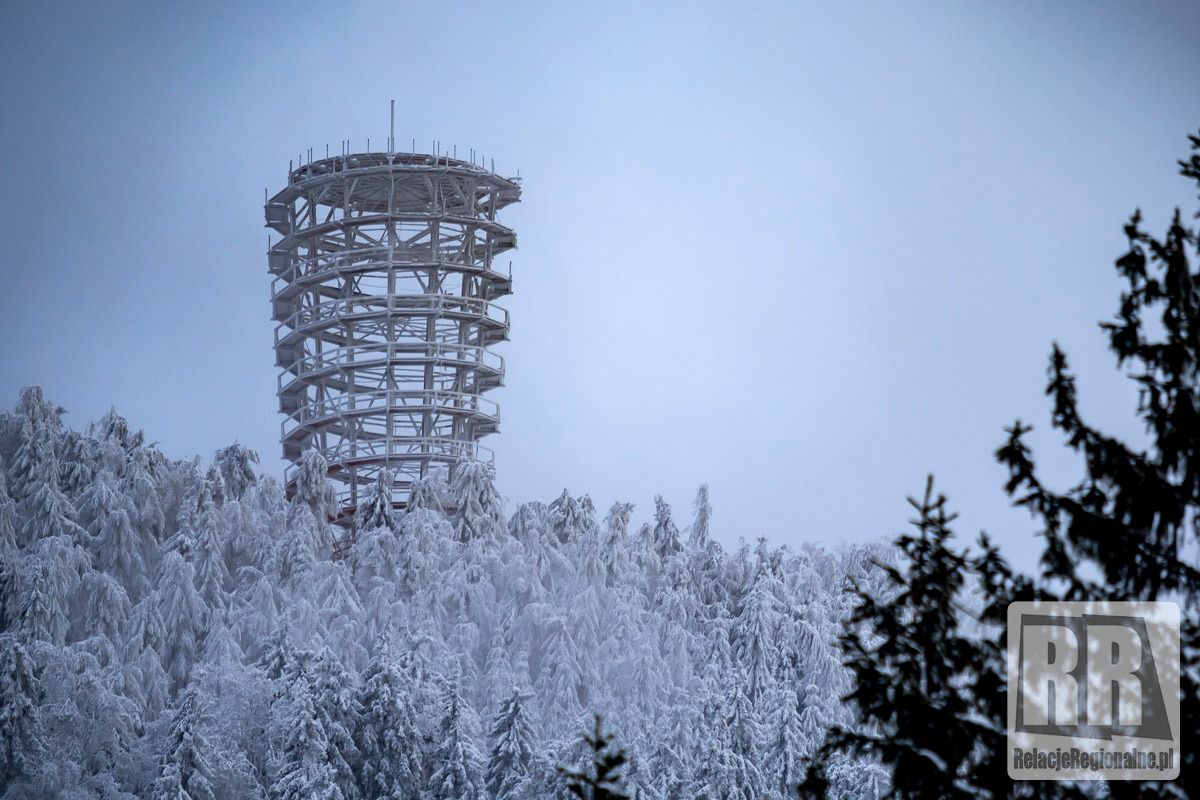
left=265, top=146, right=520, bottom=519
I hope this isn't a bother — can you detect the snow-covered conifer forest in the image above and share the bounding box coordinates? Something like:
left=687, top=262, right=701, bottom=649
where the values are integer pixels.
left=0, top=386, right=892, bottom=799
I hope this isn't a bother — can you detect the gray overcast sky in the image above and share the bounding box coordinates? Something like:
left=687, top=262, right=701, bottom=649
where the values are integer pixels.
left=2, top=1, right=1197, bottom=567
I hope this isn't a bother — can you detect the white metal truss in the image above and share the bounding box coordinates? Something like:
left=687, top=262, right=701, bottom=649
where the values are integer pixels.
left=264, top=150, right=521, bottom=520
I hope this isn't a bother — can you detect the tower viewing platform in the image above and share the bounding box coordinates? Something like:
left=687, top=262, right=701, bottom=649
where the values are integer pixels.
left=265, top=146, right=521, bottom=521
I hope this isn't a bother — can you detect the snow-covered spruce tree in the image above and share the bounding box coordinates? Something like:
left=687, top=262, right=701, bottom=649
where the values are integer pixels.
left=355, top=469, right=399, bottom=537
left=548, top=489, right=587, bottom=545
left=32, top=639, right=142, bottom=798
left=765, top=688, right=805, bottom=799
left=279, top=504, right=323, bottom=585
left=126, top=641, right=171, bottom=722
left=213, top=443, right=258, bottom=502
left=289, top=447, right=336, bottom=557
left=126, top=593, right=167, bottom=658
left=687, top=484, right=711, bottom=549
left=507, top=500, right=547, bottom=548
left=692, top=737, right=754, bottom=800
left=123, top=443, right=166, bottom=544
left=600, top=502, right=633, bottom=587
left=723, top=679, right=766, bottom=797
left=0, top=633, right=44, bottom=788
left=150, top=684, right=218, bottom=800
left=310, top=645, right=362, bottom=800
left=539, top=615, right=585, bottom=730
left=256, top=627, right=295, bottom=685
left=269, top=664, right=343, bottom=800
left=76, top=570, right=130, bottom=643
left=7, top=387, right=65, bottom=506
left=650, top=494, right=681, bottom=560
left=486, top=687, right=538, bottom=799
left=642, top=704, right=694, bottom=799
left=406, top=470, right=447, bottom=514
left=734, top=556, right=783, bottom=707
left=58, top=430, right=94, bottom=498
left=205, top=458, right=229, bottom=509
left=191, top=484, right=231, bottom=614
left=450, top=461, right=505, bottom=543
left=14, top=562, right=57, bottom=645
left=79, top=468, right=153, bottom=601
left=426, top=681, right=485, bottom=800
left=156, top=551, right=208, bottom=689
left=90, top=407, right=145, bottom=468
left=19, top=436, right=87, bottom=547
left=355, top=642, right=423, bottom=800
left=18, top=534, right=90, bottom=646
left=0, top=462, right=16, bottom=542
left=0, top=533, right=16, bottom=633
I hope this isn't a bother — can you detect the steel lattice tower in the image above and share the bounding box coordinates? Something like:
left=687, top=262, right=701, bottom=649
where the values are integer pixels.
left=264, top=145, right=521, bottom=519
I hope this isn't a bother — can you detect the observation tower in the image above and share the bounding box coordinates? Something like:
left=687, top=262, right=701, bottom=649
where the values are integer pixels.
left=264, top=136, right=521, bottom=521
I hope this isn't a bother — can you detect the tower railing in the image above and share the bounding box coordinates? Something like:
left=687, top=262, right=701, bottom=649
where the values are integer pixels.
left=266, top=148, right=520, bottom=521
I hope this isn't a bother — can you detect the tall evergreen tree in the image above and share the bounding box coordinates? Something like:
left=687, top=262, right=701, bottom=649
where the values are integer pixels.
left=798, top=479, right=994, bottom=800
left=406, top=470, right=447, bottom=515
left=0, top=463, right=17, bottom=554
left=77, top=570, right=131, bottom=643
left=289, top=448, right=336, bottom=561
left=192, top=485, right=230, bottom=614
left=124, top=444, right=166, bottom=543
left=486, top=688, right=538, bottom=799
left=548, top=490, right=585, bottom=545
left=426, top=683, right=485, bottom=800
left=58, top=430, right=94, bottom=498
left=19, top=438, right=86, bottom=547
left=802, top=132, right=1200, bottom=800
left=213, top=443, right=259, bottom=502
left=82, top=468, right=151, bottom=600
left=723, top=681, right=765, bottom=798
left=650, top=495, right=681, bottom=559
left=734, top=564, right=782, bottom=706
left=91, top=406, right=144, bottom=464
left=257, top=627, right=295, bottom=685
left=355, top=644, right=423, bottom=800
left=270, top=667, right=343, bottom=800
left=19, top=535, right=89, bottom=645
left=15, top=561, right=57, bottom=644
left=688, top=484, right=712, bottom=549
left=765, top=688, right=804, bottom=798
left=7, top=387, right=65, bottom=504
left=541, top=617, right=584, bottom=723
left=557, top=716, right=630, bottom=800
left=151, top=684, right=218, bottom=800
left=310, top=646, right=362, bottom=800
left=450, top=461, right=505, bottom=543
left=156, top=551, right=208, bottom=688
left=0, top=633, right=44, bottom=787
left=355, top=469, right=399, bottom=536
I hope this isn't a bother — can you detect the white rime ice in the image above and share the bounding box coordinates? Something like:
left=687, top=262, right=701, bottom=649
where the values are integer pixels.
left=0, top=387, right=894, bottom=799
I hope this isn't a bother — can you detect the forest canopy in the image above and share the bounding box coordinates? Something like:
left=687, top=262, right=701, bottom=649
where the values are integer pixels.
left=0, top=390, right=889, bottom=799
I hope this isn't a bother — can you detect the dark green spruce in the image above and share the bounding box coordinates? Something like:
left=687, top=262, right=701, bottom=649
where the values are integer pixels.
left=800, top=131, right=1200, bottom=800
left=558, top=716, right=631, bottom=800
